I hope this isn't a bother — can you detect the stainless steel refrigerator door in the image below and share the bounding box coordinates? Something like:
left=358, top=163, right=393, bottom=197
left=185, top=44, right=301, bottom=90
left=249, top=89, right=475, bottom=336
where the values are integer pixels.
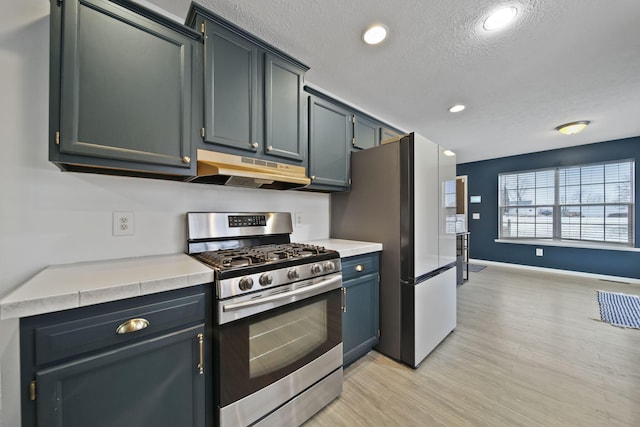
left=412, top=134, right=440, bottom=277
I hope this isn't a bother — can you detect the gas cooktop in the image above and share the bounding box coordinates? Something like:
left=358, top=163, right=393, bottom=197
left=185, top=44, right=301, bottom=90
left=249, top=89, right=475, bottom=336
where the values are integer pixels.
left=186, top=212, right=341, bottom=298
left=193, top=243, right=332, bottom=269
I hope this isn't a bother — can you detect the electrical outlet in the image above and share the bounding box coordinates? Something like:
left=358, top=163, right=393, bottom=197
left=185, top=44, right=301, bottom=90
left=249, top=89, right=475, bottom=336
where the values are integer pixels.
left=536, top=248, right=543, bottom=257
left=294, top=212, right=304, bottom=226
left=113, top=212, right=134, bottom=236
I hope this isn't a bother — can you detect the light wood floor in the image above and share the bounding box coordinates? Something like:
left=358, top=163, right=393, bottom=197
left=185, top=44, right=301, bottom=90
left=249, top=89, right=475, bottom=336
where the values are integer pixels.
left=305, top=265, right=640, bottom=427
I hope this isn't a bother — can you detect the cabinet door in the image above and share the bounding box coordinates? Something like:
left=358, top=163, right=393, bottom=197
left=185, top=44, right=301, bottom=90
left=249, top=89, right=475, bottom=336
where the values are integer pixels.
left=264, top=53, right=306, bottom=162
left=342, top=273, right=379, bottom=366
left=353, top=115, right=379, bottom=150
left=55, top=0, right=194, bottom=170
left=203, top=20, right=260, bottom=152
left=380, top=126, right=401, bottom=144
left=308, top=96, right=351, bottom=190
left=36, top=325, right=206, bottom=427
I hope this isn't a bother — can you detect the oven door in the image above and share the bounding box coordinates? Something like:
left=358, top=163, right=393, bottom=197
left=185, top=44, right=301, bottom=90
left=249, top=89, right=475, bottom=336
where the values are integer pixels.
left=216, top=273, right=342, bottom=426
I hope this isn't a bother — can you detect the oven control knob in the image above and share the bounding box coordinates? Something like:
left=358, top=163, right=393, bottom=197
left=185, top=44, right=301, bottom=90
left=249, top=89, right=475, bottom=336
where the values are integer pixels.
left=323, top=261, right=335, bottom=272
left=311, top=264, right=322, bottom=275
left=238, top=277, right=254, bottom=291
left=287, top=269, right=299, bottom=280
left=259, top=273, right=273, bottom=287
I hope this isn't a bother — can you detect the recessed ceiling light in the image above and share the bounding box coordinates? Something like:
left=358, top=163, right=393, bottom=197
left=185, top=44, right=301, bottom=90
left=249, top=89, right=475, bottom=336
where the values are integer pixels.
left=363, top=24, right=388, bottom=45
left=449, top=104, right=466, bottom=113
left=443, top=149, right=456, bottom=157
left=555, top=120, right=591, bottom=135
left=483, top=6, right=518, bottom=31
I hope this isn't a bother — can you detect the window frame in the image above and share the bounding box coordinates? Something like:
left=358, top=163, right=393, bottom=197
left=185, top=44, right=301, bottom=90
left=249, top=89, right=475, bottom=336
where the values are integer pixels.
left=497, top=159, right=635, bottom=247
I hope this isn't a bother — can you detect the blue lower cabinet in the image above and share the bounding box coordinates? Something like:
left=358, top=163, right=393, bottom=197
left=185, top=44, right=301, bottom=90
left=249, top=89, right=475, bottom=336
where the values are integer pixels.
left=341, top=253, right=380, bottom=366
left=36, top=325, right=205, bottom=427
left=20, top=285, right=211, bottom=427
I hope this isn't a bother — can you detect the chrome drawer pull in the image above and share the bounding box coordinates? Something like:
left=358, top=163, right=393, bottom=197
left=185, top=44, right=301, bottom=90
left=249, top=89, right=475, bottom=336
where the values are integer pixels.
left=115, top=318, right=149, bottom=334
left=355, top=264, right=365, bottom=272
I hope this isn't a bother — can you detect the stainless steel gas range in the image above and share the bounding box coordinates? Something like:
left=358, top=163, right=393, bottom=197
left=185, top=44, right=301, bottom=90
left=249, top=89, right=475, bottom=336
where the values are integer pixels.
left=186, top=212, right=343, bottom=427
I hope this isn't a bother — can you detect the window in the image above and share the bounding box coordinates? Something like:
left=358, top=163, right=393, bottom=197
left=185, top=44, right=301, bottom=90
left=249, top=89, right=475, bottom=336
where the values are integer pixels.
left=498, top=160, right=635, bottom=246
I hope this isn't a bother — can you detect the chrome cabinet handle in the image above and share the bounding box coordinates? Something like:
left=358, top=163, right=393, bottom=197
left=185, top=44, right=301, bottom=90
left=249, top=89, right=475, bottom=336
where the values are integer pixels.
left=197, top=333, right=204, bottom=375
left=355, top=264, right=365, bottom=272
left=115, top=318, right=149, bottom=334
left=182, top=156, right=191, bottom=164
left=342, top=287, right=347, bottom=312
left=251, top=142, right=259, bottom=149
left=267, top=145, right=273, bottom=151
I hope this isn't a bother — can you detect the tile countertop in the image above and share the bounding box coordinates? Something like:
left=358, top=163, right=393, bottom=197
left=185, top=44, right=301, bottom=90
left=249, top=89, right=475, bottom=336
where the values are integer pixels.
left=303, top=238, right=382, bottom=258
left=0, top=254, right=214, bottom=320
left=0, top=240, right=381, bottom=320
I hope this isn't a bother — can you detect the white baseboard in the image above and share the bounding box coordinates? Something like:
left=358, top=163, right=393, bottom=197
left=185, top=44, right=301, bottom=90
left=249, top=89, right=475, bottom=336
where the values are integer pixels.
left=469, top=259, right=640, bottom=286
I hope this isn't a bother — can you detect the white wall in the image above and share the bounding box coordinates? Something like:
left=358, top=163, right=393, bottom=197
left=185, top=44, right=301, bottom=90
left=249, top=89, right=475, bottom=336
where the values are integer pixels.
left=0, top=1, right=329, bottom=424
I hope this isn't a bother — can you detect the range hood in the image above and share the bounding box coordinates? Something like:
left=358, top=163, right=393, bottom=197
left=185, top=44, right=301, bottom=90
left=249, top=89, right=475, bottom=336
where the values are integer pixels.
left=188, top=149, right=311, bottom=190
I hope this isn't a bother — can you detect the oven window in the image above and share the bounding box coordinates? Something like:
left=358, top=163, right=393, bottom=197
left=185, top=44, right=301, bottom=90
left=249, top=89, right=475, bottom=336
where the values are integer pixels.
left=217, top=289, right=342, bottom=407
left=250, top=300, right=327, bottom=378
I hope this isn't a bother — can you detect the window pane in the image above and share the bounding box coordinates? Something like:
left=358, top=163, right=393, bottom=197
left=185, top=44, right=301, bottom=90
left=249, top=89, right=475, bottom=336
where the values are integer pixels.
left=581, top=183, right=604, bottom=204
left=518, top=188, right=535, bottom=205
left=561, top=216, right=581, bottom=239
left=535, top=187, right=554, bottom=204
left=605, top=182, right=632, bottom=203
left=518, top=172, right=535, bottom=189
left=559, top=185, right=580, bottom=204
left=605, top=206, right=630, bottom=242
left=559, top=167, right=580, bottom=186
left=536, top=170, right=554, bottom=187
left=536, top=206, right=553, bottom=217
left=581, top=206, right=604, bottom=241
left=500, top=208, right=514, bottom=237
left=581, top=164, right=604, bottom=184
left=582, top=205, right=604, bottom=218
left=516, top=208, right=535, bottom=237
left=562, top=206, right=581, bottom=217
left=605, top=162, right=628, bottom=183
left=535, top=220, right=553, bottom=238
left=605, top=205, right=629, bottom=218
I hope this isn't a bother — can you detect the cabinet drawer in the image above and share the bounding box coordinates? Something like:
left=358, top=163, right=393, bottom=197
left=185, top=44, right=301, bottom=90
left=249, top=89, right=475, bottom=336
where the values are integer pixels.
left=33, top=290, right=207, bottom=366
left=341, top=252, right=379, bottom=282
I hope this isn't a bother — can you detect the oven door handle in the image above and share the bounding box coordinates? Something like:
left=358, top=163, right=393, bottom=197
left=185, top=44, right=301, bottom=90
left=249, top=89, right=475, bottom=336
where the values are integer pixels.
left=222, top=274, right=342, bottom=312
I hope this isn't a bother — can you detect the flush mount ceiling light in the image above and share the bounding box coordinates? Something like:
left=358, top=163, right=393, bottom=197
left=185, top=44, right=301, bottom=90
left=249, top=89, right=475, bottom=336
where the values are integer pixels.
left=448, top=104, right=466, bottom=113
left=555, top=120, right=591, bottom=135
left=483, top=6, right=518, bottom=31
left=363, top=24, right=388, bottom=45
left=443, top=149, right=456, bottom=157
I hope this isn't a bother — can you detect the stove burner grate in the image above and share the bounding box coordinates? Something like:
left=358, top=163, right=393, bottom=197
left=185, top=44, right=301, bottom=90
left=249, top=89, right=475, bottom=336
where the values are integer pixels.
left=194, top=243, right=330, bottom=271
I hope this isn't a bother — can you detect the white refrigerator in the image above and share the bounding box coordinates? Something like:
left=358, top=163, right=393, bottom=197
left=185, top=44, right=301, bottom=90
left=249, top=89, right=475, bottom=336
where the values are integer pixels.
left=331, top=133, right=457, bottom=368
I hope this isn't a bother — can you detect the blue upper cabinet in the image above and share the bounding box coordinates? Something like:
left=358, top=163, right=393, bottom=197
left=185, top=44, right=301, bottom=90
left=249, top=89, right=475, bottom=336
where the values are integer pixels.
left=264, top=53, right=306, bottom=162
left=49, top=0, right=201, bottom=178
left=353, top=115, right=380, bottom=151
left=307, top=95, right=352, bottom=191
left=187, top=5, right=309, bottom=167
left=202, top=22, right=260, bottom=153
left=304, top=86, right=404, bottom=192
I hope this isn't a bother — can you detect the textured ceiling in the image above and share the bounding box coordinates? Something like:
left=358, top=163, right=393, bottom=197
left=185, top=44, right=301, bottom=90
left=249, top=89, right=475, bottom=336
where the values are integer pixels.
left=146, top=0, right=640, bottom=163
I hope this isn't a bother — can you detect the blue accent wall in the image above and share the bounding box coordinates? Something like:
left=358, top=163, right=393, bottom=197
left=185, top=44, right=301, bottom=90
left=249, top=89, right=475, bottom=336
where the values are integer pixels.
left=457, top=136, right=639, bottom=280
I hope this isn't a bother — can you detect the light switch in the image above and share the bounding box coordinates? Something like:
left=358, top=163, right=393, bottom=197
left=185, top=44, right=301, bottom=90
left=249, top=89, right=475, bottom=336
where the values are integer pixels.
left=472, top=213, right=480, bottom=220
